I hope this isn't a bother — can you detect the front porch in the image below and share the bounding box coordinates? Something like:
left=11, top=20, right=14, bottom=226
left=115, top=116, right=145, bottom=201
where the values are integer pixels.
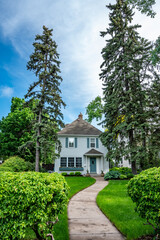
left=84, top=149, right=104, bottom=175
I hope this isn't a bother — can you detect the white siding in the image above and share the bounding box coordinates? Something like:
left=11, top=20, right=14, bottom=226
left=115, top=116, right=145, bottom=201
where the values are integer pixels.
left=54, top=136, right=109, bottom=174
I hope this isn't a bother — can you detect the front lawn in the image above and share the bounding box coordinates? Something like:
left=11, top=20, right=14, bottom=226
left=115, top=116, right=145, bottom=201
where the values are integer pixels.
left=24, top=176, right=96, bottom=240
left=96, top=180, right=154, bottom=240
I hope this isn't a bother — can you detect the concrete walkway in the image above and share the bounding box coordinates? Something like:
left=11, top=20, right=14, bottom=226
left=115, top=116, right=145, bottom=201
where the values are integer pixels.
left=68, top=177, right=124, bottom=240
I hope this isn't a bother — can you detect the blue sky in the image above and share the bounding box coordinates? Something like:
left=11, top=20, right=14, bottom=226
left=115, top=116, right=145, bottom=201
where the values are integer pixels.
left=0, top=0, right=160, bottom=128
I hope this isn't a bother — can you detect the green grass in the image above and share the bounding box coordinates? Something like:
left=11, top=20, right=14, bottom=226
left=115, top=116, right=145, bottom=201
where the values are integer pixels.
left=96, top=180, right=154, bottom=240
left=24, top=176, right=96, bottom=240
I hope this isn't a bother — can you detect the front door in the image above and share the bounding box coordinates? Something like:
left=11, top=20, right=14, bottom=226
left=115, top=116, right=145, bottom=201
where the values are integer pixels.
left=90, top=158, right=96, bottom=173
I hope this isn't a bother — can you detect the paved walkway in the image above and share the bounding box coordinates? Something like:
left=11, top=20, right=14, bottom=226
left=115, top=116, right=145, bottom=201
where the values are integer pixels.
left=68, top=177, right=124, bottom=240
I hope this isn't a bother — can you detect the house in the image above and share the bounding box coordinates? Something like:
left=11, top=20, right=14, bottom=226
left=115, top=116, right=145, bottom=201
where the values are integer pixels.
left=54, top=113, right=109, bottom=175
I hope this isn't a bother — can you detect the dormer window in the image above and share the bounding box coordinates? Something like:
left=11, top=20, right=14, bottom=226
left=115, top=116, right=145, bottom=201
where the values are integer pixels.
left=90, top=138, right=95, bottom=148
left=69, top=138, right=74, bottom=147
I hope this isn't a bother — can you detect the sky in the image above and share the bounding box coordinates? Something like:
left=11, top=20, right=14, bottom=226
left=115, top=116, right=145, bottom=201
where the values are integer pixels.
left=0, top=0, right=160, bottom=128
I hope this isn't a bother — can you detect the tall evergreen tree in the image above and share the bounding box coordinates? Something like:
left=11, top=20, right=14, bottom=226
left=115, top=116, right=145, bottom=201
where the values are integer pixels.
left=100, top=0, right=152, bottom=174
left=25, top=26, right=66, bottom=171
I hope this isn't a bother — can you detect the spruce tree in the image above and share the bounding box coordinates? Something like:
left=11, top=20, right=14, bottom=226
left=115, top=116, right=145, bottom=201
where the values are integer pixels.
left=100, top=0, right=152, bottom=174
left=25, top=26, right=66, bottom=171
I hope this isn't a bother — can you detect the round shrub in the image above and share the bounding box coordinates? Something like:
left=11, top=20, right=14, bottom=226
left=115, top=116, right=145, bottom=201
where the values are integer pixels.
left=128, top=167, right=160, bottom=234
left=61, top=172, right=68, bottom=176
left=1, top=156, right=28, bottom=172
left=104, top=170, right=120, bottom=180
left=0, top=172, right=69, bottom=239
left=75, top=171, right=82, bottom=176
left=69, top=172, right=75, bottom=176
left=0, top=167, right=13, bottom=172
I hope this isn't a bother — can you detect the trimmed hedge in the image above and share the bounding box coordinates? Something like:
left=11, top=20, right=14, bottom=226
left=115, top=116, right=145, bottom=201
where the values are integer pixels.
left=128, top=167, right=160, bottom=234
left=0, top=172, right=69, bottom=239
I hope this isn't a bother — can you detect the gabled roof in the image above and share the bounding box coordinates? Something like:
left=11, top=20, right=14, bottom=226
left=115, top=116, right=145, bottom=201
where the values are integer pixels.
left=84, top=149, right=103, bottom=156
left=58, top=113, right=102, bottom=136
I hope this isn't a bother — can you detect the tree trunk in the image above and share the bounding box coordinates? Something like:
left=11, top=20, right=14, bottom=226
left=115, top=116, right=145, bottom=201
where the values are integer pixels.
left=35, top=109, right=42, bottom=172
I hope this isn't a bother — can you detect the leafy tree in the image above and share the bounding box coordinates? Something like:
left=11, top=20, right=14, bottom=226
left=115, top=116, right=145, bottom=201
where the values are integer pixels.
left=100, top=0, right=153, bottom=174
left=85, top=96, right=103, bottom=123
left=0, top=97, right=35, bottom=161
left=25, top=26, right=65, bottom=172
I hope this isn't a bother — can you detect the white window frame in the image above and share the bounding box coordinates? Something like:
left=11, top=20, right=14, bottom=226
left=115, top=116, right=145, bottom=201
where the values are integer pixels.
left=90, top=138, right=95, bottom=148
left=76, top=157, right=82, bottom=167
left=60, top=157, right=67, bottom=167
left=68, top=137, right=74, bottom=148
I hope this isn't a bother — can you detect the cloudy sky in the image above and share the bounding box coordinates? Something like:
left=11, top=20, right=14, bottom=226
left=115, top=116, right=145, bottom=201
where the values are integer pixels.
left=0, top=0, right=160, bottom=127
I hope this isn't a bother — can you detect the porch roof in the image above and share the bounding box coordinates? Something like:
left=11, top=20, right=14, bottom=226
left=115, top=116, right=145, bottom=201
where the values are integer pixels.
left=84, top=149, right=103, bottom=156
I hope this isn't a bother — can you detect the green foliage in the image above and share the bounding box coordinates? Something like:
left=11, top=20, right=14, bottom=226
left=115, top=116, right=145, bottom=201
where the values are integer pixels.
left=61, top=172, right=68, bottom=176
left=110, top=167, right=132, bottom=175
left=75, top=171, right=82, bottom=176
left=100, top=0, right=153, bottom=174
left=119, top=174, right=127, bottom=179
left=69, top=172, right=74, bottom=176
left=105, top=167, right=134, bottom=180
left=0, top=172, right=69, bottom=239
left=25, top=26, right=66, bottom=171
left=104, top=170, right=120, bottom=180
left=0, top=167, right=13, bottom=172
left=0, top=156, right=34, bottom=172
left=127, top=0, right=156, bottom=17
left=0, top=97, right=35, bottom=162
left=128, top=167, right=160, bottom=234
left=85, top=96, right=103, bottom=123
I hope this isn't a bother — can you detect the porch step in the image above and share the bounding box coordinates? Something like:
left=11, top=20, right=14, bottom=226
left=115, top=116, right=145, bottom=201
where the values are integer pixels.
left=90, top=174, right=102, bottom=177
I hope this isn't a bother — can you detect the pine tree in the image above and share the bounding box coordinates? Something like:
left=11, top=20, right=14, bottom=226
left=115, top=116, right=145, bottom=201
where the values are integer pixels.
left=25, top=26, right=66, bottom=171
left=100, top=0, right=152, bottom=174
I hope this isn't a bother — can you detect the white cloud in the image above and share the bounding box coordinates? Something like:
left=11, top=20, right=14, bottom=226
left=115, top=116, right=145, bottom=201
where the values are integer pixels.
left=0, top=86, right=14, bottom=97
left=0, top=0, right=160, bottom=123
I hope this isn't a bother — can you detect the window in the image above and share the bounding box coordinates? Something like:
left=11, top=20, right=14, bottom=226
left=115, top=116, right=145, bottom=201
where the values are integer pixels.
left=76, top=158, right=82, bottom=167
left=68, top=157, right=74, bottom=167
left=60, top=157, right=67, bottom=167
left=69, top=138, right=74, bottom=147
left=90, top=138, right=95, bottom=148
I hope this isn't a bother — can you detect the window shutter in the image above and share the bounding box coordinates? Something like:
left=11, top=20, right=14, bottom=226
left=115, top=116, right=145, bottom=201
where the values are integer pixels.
left=87, top=138, right=90, bottom=148
left=96, top=138, right=99, bottom=148
left=65, top=137, right=68, bottom=148
left=75, top=138, right=77, bottom=148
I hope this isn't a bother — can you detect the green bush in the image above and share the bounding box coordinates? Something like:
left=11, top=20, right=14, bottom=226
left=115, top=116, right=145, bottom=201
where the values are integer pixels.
left=126, top=173, right=134, bottom=179
left=110, top=167, right=132, bottom=175
left=75, top=171, right=82, bottom=176
left=0, top=172, right=69, bottom=239
left=0, top=167, right=13, bottom=172
left=61, top=172, right=68, bottom=176
left=104, top=170, right=120, bottom=180
left=69, top=172, right=75, bottom=176
left=128, top=167, right=160, bottom=235
left=1, top=156, right=32, bottom=172
left=119, top=174, right=127, bottom=179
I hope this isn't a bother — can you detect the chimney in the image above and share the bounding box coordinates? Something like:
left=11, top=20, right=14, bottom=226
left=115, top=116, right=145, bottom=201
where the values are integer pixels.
left=78, top=113, right=83, bottom=120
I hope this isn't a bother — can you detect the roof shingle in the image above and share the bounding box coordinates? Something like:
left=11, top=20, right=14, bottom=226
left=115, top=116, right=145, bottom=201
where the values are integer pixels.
left=58, top=115, right=102, bottom=136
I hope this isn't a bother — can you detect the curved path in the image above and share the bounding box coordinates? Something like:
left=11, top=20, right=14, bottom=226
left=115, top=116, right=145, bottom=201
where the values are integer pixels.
left=68, top=177, right=124, bottom=240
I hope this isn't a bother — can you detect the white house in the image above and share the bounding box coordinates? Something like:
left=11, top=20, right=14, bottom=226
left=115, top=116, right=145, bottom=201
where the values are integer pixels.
left=54, top=113, right=109, bottom=175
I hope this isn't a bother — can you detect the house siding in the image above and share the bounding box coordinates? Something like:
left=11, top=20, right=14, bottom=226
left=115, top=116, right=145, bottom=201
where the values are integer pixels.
left=55, top=135, right=109, bottom=174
